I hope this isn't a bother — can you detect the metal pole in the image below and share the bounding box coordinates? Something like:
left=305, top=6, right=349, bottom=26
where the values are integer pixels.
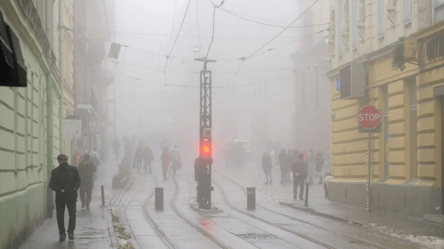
left=101, top=185, right=105, bottom=207
left=305, top=182, right=309, bottom=207
left=367, top=132, right=372, bottom=212
left=113, top=61, right=116, bottom=137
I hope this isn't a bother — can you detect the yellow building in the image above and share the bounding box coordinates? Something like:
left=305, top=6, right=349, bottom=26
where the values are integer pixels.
left=327, top=0, right=444, bottom=218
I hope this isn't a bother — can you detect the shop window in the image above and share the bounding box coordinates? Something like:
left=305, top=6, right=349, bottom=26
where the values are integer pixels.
left=352, top=0, right=358, bottom=49
left=403, top=0, right=412, bottom=23
left=434, top=0, right=444, bottom=23
left=337, top=0, right=343, bottom=55
left=409, top=78, right=417, bottom=178
left=378, top=0, right=385, bottom=37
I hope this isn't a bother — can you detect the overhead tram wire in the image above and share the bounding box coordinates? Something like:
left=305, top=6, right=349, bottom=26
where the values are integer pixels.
left=195, top=0, right=201, bottom=47
left=246, top=0, right=320, bottom=60
left=205, top=0, right=225, bottom=59
left=218, top=7, right=329, bottom=29
left=224, top=0, right=320, bottom=85
left=164, top=0, right=193, bottom=88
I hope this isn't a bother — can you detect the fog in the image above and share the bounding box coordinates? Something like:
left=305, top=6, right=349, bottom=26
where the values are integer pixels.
left=93, top=0, right=331, bottom=159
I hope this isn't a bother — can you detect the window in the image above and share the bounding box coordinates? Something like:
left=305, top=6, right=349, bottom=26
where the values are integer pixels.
left=434, top=0, right=444, bottom=23
left=352, top=0, right=358, bottom=49
left=378, top=0, right=385, bottom=37
left=337, top=0, right=343, bottom=55
left=403, top=0, right=412, bottom=23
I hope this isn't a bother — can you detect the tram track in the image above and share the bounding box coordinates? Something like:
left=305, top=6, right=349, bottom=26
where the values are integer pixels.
left=214, top=168, right=404, bottom=249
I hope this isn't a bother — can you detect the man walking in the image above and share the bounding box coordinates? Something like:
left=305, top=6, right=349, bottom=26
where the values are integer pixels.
left=315, top=151, right=325, bottom=184
left=170, top=145, right=181, bottom=175
left=161, top=147, right=171, bottom=180
left=291, top=154, right=308, bottom=201
left=77, top=154, right=96, bottom=209
left=143, top=144, right=154, bottom=174
left=49, top=154, right=81, bottom=241
left=262, top=152, right=273, bottom=184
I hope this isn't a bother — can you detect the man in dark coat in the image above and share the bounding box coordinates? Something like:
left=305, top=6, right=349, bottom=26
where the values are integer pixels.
left=143, top=144, right=154, bottom=174
left=315, top=151, right=325, bottom=184
left=161, top=147, right=171, bottom=180
left=77, top=154, right=96, bottom=209
left=291, top=154, right=308, bottom=200
left=262, top=152, right=273, bottom=184
left=279, top=149, right=287, bottom=185
left=49, top=154, right=81, bottom=241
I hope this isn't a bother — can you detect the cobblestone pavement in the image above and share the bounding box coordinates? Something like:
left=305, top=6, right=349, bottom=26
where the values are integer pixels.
left=19, top=158, right=121, bottom=249
left=215, top=159, right=444, bottom=241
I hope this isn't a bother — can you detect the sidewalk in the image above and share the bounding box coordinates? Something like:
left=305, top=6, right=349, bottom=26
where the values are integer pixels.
left=217, top=159, right=444, bottom=248
left=19, top=158, right=120, bottom=249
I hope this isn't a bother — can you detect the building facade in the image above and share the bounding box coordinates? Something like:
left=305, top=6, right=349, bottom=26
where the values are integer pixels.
left=0, top=0, right=64, bottom=248
left=327, top=0, right=444, bottom=218
left=291, top=0, right=331, bottom=154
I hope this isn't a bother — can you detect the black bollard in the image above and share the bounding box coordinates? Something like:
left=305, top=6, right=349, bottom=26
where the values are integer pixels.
left=247, top=187, right=256, bottom=210
left=101, top=185, right=105, bottom=207
left=155, top=188, right=163, bottom=210
left=305, top=182, right=309, bottom=207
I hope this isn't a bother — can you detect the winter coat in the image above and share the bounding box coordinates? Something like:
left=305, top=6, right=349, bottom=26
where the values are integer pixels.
left=315, top=154, right=325, bottom=172
left=144, top=147, right=154, bottom=162
left=262, top=155, right=272, bottom=173
left=49, top=163, right=81, bottom=203
left=78, top=161, right=97, bottom=183
left=279, top=151, right=287, bottom=170
left=291, top=159, right=308, bottom=178
left=161, top=151, right=171, bottom=167
left=170, top=149, right=181, bottom=162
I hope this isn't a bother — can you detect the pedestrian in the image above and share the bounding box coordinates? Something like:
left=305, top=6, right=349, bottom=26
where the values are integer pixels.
left=161, top=147, right=171, bottom=180
left=90, top=150, right=101, bottom=167
left=143, top=144, right=154, bottom=174
left=77, top=154, right=96, bottom=209
left=307, top=150, right=315, bottom=185
left=49, top=154, right=81, bottom=241
left=291, top=153, right=308, bottom=201
left=279, top=149, right=286, bottom=185
left=285, top=149, right=293, bottom=182
left=170, top=144, right=182, bottom=175
left=315, top=151, right=325, bottom=184
left=134, top=144, right=144, bottom=173
left=273, top=141, right=281, bottom=165
left=72, top=149, right=81, bottom=167
left=113, top=137, right=121, bottom=159
left=262, top=152, right=273, bottom=184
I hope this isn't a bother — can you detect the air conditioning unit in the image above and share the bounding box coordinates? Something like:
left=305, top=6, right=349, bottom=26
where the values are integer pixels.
left=339, top=63, right=366, bottom=99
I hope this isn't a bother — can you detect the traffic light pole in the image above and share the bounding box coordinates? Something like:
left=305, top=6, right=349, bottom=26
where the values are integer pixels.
left=195, top=58, right=216, bottom=209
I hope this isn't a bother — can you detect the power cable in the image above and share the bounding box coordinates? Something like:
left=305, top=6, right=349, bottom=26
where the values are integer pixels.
left=195, top=0, right=201, bottom=46
left=219, top=6, right=329, bottom=29
left=246, top=0, right=320, bottom=60
left=168, top=0, right=179, bottom=51
left=101, top=0, right=113, bottom=42
left=168, top=0, right=193, bottom=57
left=205, top=0, right=225, bottom=58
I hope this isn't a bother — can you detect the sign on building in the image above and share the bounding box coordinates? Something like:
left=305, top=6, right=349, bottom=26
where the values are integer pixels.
left=62, top=118, right=82, bottom=140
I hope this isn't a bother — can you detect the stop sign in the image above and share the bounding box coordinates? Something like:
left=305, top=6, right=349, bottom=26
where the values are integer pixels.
left=358, top=105, right=381, bottom=130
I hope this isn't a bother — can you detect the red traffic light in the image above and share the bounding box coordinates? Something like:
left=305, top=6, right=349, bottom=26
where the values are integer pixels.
left=201, top=142, right=211, bottom=157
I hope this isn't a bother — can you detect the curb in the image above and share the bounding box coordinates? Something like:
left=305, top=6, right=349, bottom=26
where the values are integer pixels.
left=279, top=202, right=364, bottom=227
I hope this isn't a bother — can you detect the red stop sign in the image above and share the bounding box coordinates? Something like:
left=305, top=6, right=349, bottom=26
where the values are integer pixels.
left=358, top=105, right=381, bottom=130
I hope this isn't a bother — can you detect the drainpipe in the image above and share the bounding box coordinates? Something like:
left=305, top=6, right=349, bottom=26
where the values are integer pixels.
left=59, top=0, right=65, bottom=154
left=46, top=0, right=54, bottom=219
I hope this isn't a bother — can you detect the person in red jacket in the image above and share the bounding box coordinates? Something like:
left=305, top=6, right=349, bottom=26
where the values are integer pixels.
left=161, top=147, right=171, bottom=180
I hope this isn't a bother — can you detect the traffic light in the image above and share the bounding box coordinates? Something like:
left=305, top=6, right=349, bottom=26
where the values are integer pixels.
left=200, top=140, right=211, bottom=158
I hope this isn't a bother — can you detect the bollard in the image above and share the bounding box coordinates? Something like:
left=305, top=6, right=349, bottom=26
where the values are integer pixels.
left=305, top=182, right=309, bottom=207
left=101, top=185, right=105, bottom=207
left=247, top=187, right=256, bottom=210
left=155, top=188, right=163, bottom=210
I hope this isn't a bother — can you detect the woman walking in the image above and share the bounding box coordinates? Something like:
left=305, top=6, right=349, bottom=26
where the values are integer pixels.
left=262, top=152, right=273, bottom=184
